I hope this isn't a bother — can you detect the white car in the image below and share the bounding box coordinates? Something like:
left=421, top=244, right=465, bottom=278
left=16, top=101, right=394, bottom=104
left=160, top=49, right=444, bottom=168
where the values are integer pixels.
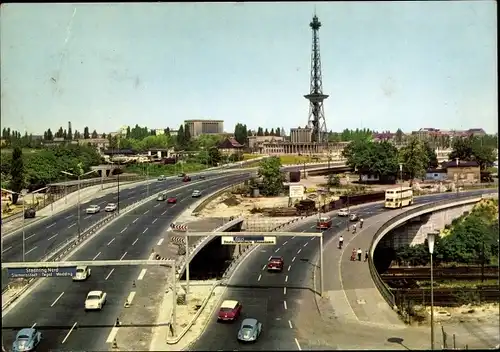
left=105, top=203, right=117, bottom=212
left=85, top=290, right=107, bottom=311
left=73, top=266, right=91, bottom=281
left=338, top=208, right=349, bottom=217
left=192, top=190, right=202, bottom=198
left=86, top=205, right=100, bottom=214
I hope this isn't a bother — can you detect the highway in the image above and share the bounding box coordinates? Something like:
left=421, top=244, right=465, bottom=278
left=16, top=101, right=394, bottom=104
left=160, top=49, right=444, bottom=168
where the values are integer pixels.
left=190, top=189, right=495, bottom=351
left=1, top=174, right=252, bottom=352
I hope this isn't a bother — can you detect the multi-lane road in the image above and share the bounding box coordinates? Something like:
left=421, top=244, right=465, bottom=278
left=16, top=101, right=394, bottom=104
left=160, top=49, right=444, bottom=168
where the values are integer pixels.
left=190, top=189, right=495, bottom=351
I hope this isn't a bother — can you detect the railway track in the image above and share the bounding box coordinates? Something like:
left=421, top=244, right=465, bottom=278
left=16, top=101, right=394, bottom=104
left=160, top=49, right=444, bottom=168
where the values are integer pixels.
left=382, top=266, right=499, bottom=280
left=393, top=286, right=499, bottom=307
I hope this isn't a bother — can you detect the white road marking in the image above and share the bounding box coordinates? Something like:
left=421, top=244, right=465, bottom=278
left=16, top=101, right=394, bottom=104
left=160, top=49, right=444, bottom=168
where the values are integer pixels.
left=142, top=228, right=149, bottom=234
left=31, top=323, right=36, bottom=328
left=132, top=238, right=139, bottom=246
left=50, top=292, right=64, bottom=307
left=283, top=240, right=288, bottom=245
left=24, top=247, right=37, bottom=255
left=107, top=238, right=115, bottom=246
left=68, top=223, right=76, bottom=229
left=295, top=338, right=302, bottom=350
left=262, top=265, right=266, bottom=271
left=84, top=215, right=92, bottom=220
left=105, top=269, right=115, bottom=280
left=297, top=249, right=302, bottom=254
left=292, top=256, right=296, bottom=262
left=47, top=233, right=58, bottom=241
left=303, top=242, right=308, bottom=247
left=143, top=210, right=149, bottom=215
left=120, top=227, right=128, bottom=234
left=62, top=322, right=78, bottom=344
left=65, top=215, right=74, bottom=220
left=106, top=327, right=120, bottom=343
left=292, top=236, right=295, bottom=239
left=161, top=210, right=167, bottom=216
left=133, top=218, right=139, bottom=224
left=283, top=300, right=288, bottom=310
left=152, top=218, right=158, bottom=224
left=275, top=248, right=280, bottom=253
left=25, top=233, right=37, bottom=240
left=46, top=223, right=56, bottom=229
left=257, top=274, right=262, bottom=281
left=268, top=256, right=272, bottom=261
left=154, top=204, right=160, bottom=208
left=284, top=287, right=287, bottom=295
left=285, top=275, right=288, bottom=282
left=288, top=320, right=293, bottom=329
left=126, top=291, right=136, bottom=305
left=288, top=265, right=292, bottom=272
left=120, top=252, right=127, bottom=260
left=157, top=238, right=164, bottom=246
left=93, top=252, right=101, bottom=260
left=2, top=246, right=12, bottom=253
left=137, top=269, right=147, bottom=280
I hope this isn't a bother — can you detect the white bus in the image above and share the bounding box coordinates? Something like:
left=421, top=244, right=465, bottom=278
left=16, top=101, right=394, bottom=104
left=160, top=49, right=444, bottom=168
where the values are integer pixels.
left=384, top=186, right=414, bottom=208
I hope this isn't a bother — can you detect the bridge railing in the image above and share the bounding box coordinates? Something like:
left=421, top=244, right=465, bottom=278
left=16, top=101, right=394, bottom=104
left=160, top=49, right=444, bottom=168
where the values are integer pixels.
left=368, top=194, right=486, bottom=311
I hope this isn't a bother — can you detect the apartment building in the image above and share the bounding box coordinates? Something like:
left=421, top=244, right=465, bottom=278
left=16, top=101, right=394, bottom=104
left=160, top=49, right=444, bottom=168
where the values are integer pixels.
left=184, top=119, right=224, bottom=138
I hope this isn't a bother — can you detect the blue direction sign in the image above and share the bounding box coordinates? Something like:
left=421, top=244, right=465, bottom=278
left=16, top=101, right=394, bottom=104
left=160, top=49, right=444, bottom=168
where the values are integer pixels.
left=7, top=267, right=77, bottom=279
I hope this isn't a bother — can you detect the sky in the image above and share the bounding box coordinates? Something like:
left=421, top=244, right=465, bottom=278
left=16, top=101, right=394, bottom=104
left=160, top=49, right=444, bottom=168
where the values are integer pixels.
left=1, top=1, right=498, bottom=136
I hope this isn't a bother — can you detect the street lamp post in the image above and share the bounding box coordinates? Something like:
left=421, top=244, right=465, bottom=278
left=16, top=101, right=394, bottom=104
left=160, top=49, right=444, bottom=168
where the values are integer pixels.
left=455, top=158, right=460, bottom=198
left=61, top=170, right=97, bottom=239
left=399, top=163, right=403, bottom=208
left=427, top=231, right=437, bottom=351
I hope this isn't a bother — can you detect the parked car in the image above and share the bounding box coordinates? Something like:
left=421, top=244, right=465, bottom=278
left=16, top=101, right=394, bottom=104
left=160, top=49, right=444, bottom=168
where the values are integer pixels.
left=12, top=328, right=42, bottom=352
left=157, top=175, right=167, bottom=181
left=85, top=290, right=107, bottom=311
left=167, top=196, right=177, bottom=204
left=24, top=208, right=36, bottom=219
left=349, top=213, right=359, bottom=222
left=105, top=203, right=117, bottom=212
left=217, top=300, right=242, bottom=322
left=86, top=205, right=100, bottom=214
left=157, top=193, right=167, bottom=201
left=237, top=318, right=262, bottom=342
left=192, top=190, right=202, bottom=198
left=267, top=256, right=284, bottom=272
left=338, top=208, right=349, bottom=217
left=73, top=266, right=91, bottom=281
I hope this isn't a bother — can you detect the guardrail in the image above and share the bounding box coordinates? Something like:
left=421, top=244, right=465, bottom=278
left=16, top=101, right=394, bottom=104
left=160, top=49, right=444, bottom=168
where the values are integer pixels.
left=367, top=194, right=486, bottom=311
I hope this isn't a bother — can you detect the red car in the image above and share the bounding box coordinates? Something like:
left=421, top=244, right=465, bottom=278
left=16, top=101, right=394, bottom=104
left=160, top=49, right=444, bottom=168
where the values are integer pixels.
left=167, top=197, right=177, bottom=204
left=182, top=175, right=191, bottom=182
left=267, top=256, right=284, bottom=272
left=217, top=300, right=242, bottom=322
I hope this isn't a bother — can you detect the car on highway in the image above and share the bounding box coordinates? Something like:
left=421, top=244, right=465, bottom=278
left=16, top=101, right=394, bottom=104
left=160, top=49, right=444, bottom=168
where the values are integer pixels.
left=192, top=190, right=202, bottom=198
left=86, top=205, right=100, bottom=214
left=237, top=318, right=262, bottom=342
left=73, top=266, right=91, bottom=281
left=12, top=328, right=42, bottom=352
left=338, top=208, right=349, bottom=217
left=157, top=175, right=167, bottom=181
left=167, top=196, right=177, bottom=204
left=183, top=175, right=191, bottom=182
left=217, top=300, right=242, bottom=322
left=157, top=193, right=167, bottom=201
left=267, top=256, right=284, bottom=272
left=349, top=213, right=359, bottom=222
left=105, top=203, right=117, bottom=212
left=85, top=290, right=107, bottom=311
left=24, top=207, right=36, bottom=219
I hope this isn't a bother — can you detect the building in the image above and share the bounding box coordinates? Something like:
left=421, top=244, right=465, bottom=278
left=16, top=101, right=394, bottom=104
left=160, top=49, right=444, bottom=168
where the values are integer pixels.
left=248, top=135, right=285, bottom=151
left=290, top=127, right=312, bottom=144
left=184, top=119, right=224, bottom=138
left=218, top=137, right=244, bottom=155
left=435, top=148, right=452, bottom=163
left=442, top=160, right=481, bottom=183
left=425, top=168, right=448, bottom=182
left=76, top=138, right=109, bottom=150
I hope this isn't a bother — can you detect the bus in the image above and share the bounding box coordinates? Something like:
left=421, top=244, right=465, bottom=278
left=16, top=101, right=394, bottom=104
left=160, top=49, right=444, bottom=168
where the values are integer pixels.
left=316, top=216, right=332, bottom=230
left=384, top=187, right=414, bottom=208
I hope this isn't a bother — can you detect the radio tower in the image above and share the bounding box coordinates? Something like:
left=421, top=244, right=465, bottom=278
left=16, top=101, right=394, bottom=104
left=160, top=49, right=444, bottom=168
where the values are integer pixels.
left=304, top=13, right=328, bottom=143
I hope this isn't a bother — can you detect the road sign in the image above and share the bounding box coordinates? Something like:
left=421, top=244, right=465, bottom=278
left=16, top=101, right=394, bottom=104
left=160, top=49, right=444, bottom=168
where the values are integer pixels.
left=289, top=184, right=304, bottom=198
left=221, top=236, right=277, bottom=245
left=7, top=266, right=77, bottom=278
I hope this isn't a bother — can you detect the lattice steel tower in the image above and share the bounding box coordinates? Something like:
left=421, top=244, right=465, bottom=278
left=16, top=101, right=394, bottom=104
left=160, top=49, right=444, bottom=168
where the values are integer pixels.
left=304, top=14, right=328, bottom=143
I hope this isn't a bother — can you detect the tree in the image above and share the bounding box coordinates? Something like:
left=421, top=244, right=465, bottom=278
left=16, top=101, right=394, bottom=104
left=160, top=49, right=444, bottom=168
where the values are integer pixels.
left=184, top=124, right=191, bottom=144
left=63, top=129, right=67, bottom=140
left=264, top=128, right=269, bottom=136
left=91, top=130, right=98, bottom=139
left=10, top=146, right=24, bottom=204
left=176, top=125, right=185, bottom=148
left=67, top=125, right=73, bottom=140
left=55, top=127, right=64, bottom=138
left=46, top=128, right=53, bottom=141
left=208, top=147, right=222, bottom=166
left=164, top=128, right=171, bottom=137
left=342, top=140, right=399, bottom=177
left=398, top=137, right=429, bottom=185
left=258, top=156, right=284, bottom=196
left=327, top=174, right=341, bottom=188
left=257, top=127, right=264, bottom=136
left=449, top=136, right=495, bottom=170
left=234, top=123, right=248, bottom=145
left=395, top=128, right=404, bottom=144
left=83, top=127, right=90, bottom=139
left=276, top=127, right=281, bottom=137
left=423, top=141, right=439, bottom=169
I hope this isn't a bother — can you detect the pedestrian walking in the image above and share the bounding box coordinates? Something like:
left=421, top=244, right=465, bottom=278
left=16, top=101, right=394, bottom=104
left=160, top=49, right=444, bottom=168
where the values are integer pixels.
left=338, top=235, right=344, bottom=249
left=357, top=248, right=362, bottom=261
left=360, top=218, right=364, bottom=228
left=364, top=250, right=369, bottom=262
left=351, top=248, right=356, bottom=261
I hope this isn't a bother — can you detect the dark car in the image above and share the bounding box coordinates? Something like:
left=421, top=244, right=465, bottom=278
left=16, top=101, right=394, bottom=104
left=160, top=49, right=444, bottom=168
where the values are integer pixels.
left=267, top=256, right=284, bottom=272
left=183, top=175, right=191, bottom=182
left=24, top=208, right=36, bottom=219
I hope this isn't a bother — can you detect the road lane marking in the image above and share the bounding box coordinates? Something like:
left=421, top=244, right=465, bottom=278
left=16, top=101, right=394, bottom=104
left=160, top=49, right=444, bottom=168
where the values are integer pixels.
left=137, top=269, right=147, bottom=280
left=46, top=223, right=56, bottom=229
left=105, top=269, right=115, bottom=280
left=288, top=265, right=292, bottom=272
left=50, top=292, right=65, bottom=307
left=47, top=233, right=58, bottom=241
left=126, top=291, right=136, bottom=305
left=262, top=265, right=266, bottom=271
left=297, top=249, right=302, bottom=254
left=268, top=256, right=272, bottom=261
left=65, top=215, right=74, bottom=220
left=24, top=247, right=37, bottom=255
left=68, top=223, right=76, bottom=229
left=303, top=242, right=308, bottom=248
left=284, top=287, right=287, bottom=295
left=84, top=215, right=92, bottom=220
left=283, top=240, right=288, bottom=245
left=31, top=323, right=36, bottom=328
left=25, top=233, right=37, bottom=240
left=288, top=320, right=293, bottom=328
left=133, top=218, right=139, bottom=224
left=161, top=210, right=167, bottom=216
left=2, top=246, right=12, bottom=253
left=285, top=275, right=288, bottom=282
left=120, top=227, right=128, bottom=234
left=107, top=238, right=115, bottom=246
left=143, top=228, right=149, bottom=234
left=275, top=248, right=280, bottom=253
left=62, top=322, right=78, bottom=344
left=292, top=236, right=295, bottom=239
left=292, top=256, right=296, bottom=262
left=93, top=252, right=101, bottom=260
left=295, top=338, right=302, bottom=350
left=120, top=252, right=127, bottom=260
left=284, top=300, right=288, bottom=310
left=143, top=210, right=149, bottom=215
left=152, top=218, right=158, bottom=224
left=157, top=239, right=164, bottom=246
left=154, top=204, right=160, bottom=208
left=257, top=274, right=262, bottom=281
left=132, top=238, right=139, bottom=246
left=106, top=327, right=120, bottom=343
